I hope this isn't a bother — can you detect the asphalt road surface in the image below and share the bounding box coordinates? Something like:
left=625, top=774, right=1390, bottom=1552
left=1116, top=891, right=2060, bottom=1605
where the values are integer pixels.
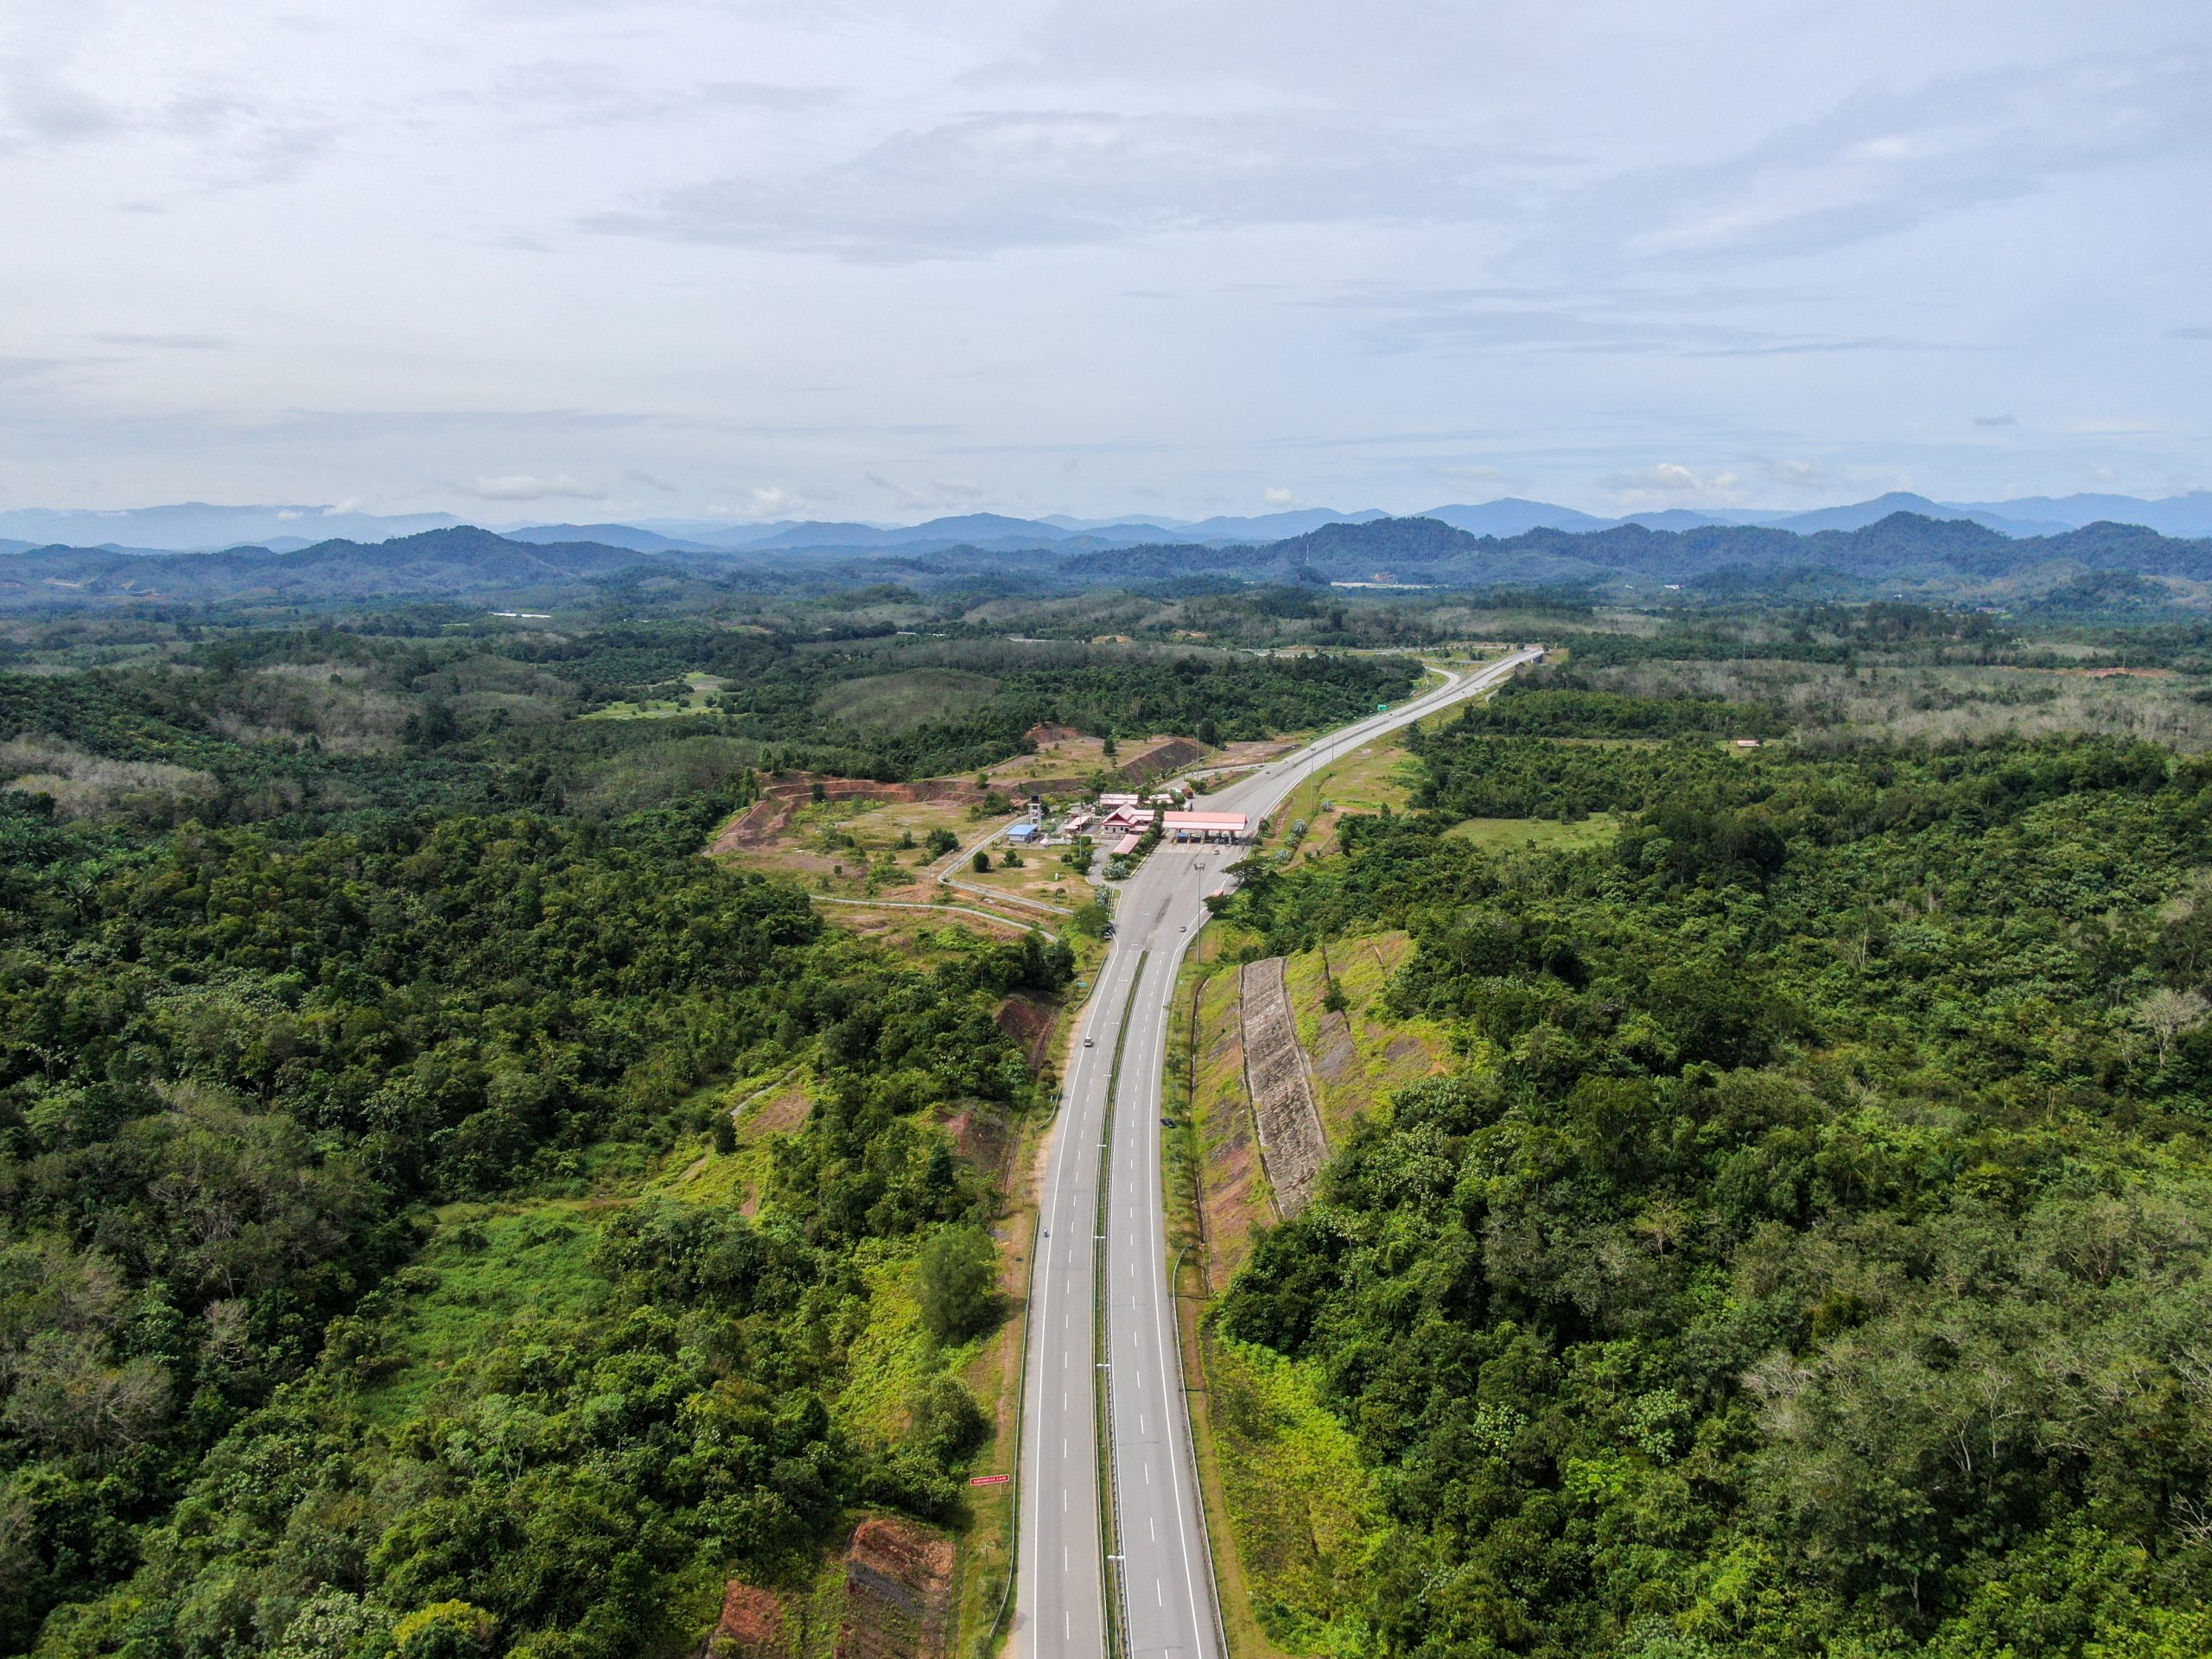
left=1017, top=648, right=1541, bottom=1659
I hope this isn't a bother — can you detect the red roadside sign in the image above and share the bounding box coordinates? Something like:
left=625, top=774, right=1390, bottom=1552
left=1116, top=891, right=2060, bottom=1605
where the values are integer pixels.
left=969, top=1473, right=1012, bottom=1486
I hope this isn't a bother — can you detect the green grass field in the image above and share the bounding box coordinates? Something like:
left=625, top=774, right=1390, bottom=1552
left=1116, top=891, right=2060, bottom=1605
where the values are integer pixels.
left=1204, top=1337, right=1387, bottom=1658
left=1281, top=932, right=1452, bottom=1143
left=359, top=1203, right=612, bottom=1425
left=578, top=670, right=727, bottom=721
left=1442, top=812, right=1618, bottom=852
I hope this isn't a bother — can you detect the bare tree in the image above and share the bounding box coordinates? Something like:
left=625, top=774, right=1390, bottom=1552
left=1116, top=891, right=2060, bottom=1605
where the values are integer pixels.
left=2132, top=988, right=2209, bottom=1066
left=2, top=1332, right=171, bottom=1458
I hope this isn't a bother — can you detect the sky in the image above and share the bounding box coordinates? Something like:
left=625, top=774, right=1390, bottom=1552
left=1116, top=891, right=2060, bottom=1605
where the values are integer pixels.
left=1, top=0, right=2208, bottom=524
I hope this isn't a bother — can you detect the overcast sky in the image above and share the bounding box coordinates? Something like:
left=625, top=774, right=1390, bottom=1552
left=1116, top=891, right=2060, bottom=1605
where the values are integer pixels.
left=2, top=0, right=2208, bottom=523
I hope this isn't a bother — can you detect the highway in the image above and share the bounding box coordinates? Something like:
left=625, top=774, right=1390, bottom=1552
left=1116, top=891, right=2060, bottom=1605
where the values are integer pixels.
left=1015, top=647, right=1540, bottom=1659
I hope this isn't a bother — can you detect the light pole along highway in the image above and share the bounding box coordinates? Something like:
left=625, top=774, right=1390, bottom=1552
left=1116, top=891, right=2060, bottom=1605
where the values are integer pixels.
left=1016, top=648, right=1541, bottom=1659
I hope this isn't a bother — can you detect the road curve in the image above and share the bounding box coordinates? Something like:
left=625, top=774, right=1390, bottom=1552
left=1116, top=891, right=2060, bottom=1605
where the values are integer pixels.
left=1016, top=648, right=1541, bottom=1659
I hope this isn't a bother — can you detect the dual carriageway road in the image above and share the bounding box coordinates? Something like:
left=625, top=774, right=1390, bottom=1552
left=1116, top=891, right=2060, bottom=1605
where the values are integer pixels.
left=1015, top=648, right=1541, bottom=1659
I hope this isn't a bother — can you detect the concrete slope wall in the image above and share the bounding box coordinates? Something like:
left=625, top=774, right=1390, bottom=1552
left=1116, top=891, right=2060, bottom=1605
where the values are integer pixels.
left=1237, top=957, right=1328, bottom=1217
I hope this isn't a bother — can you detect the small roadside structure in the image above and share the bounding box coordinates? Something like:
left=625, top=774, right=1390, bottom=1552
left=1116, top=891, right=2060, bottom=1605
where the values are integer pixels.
left=1160, top=810, right=1249, bottom=844
left=1109, top=831, right=1144, bottom=857
left=1007, top=822, right=1043, bottom=845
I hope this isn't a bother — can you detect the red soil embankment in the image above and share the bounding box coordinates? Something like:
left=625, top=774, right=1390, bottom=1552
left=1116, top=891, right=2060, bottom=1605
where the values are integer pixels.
left=703, top=1583, right=786, bottom=1659
left=835, top=1516, right=956, bottom=1659
left=1117, top=736, right=1207, bottom=784
left=992, top=993, right=1058, bottom=1071
left=942, top=1103, right=1015, bottom=1185
left=709, top=777, right=982, bottom=855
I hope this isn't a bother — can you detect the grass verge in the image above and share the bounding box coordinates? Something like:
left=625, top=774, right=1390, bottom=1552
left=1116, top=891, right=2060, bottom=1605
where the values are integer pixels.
left=1161, top=945, right=1306, bottom=1659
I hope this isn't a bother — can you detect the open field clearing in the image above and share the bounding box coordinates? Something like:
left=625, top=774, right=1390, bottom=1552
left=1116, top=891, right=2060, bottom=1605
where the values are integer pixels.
left=1255, top=664, right=1513, bottom=862
left=709, top=784, right=1053, bottom=927
left=1442, top=811, right=1620, bottom=853
left=957, top=848, right=1089, bottom=910
left=978, top=728, right=1211, bottom=789
left=1200, top=1337, right=1386, bottom=1659
left=1268, top=740, right=1423, bottom=860
left=707, top=726, right=1252, bottom=931
left=577, top=668, right=725, bottom=719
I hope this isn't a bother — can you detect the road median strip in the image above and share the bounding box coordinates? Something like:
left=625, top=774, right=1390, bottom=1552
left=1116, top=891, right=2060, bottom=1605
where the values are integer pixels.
left=1095, top=950, right=1146, bottom=1659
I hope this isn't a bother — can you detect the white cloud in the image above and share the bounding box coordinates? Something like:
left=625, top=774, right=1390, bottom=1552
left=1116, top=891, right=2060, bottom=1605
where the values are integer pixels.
left=92, top=331, right=226, bottom=350
left=1599, top=464, right=1743, bottom=505
left=0, top=0, right=2205, bottom=515
left=587, top=110, right=1528, bottom=260
left=1765, top=460, right=1833, bottom=491
left=1, top=32, right=331, bottom=191
left=1524, top=50, right=2212, bottom=278
left=0, top=355, right=77, bottom=385
left=741, top=486, right=797, bottom=518
left=1310, top=285, right=1916, bottom=360
left=470, top=473, right=605, bottom=502
left=1603, top=463, right=1699, bottom=493
left=1262, top=486, right=1297, bottom=505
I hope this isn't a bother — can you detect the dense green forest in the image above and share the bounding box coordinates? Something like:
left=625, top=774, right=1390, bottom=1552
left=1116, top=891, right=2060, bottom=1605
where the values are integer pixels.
left=0, top=772, right=1076, bottom=1656
left=3, top=606, right=1344, bottom=1656
left=0, top=616, right=1418, bottom=814
left=16, top=586, right=2212, bottom=1657
left=1213, top=691, right=2212, bottom=1656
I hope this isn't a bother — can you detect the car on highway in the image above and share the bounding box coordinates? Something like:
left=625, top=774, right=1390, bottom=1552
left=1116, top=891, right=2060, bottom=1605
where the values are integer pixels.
left=1083, top=1036, right=1095, bottom=1047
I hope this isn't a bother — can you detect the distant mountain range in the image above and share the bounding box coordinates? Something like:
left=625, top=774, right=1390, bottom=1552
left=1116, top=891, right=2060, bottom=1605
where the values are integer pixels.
left=0, top=503, right=466, bottom=553
left=9, top=490, right=2211, bottom=556
left=0, top=526, right=652, bottom=609
left=7, top=510, right=2212, bottom=613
